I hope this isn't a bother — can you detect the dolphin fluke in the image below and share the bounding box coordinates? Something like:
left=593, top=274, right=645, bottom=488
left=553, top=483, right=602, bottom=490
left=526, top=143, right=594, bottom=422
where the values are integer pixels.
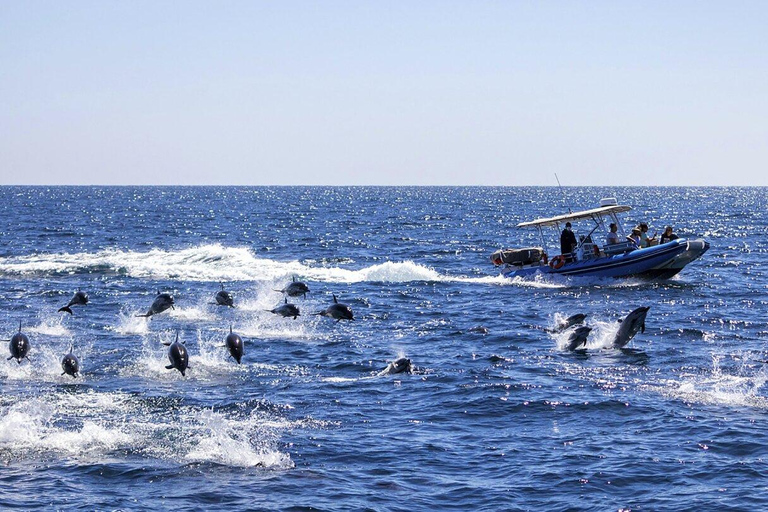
left=58, top=306, right=73, bottom=315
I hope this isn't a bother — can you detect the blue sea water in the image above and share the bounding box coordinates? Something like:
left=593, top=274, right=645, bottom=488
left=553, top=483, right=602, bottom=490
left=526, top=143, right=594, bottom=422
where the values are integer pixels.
left=0, top=186, right=766, bottom=511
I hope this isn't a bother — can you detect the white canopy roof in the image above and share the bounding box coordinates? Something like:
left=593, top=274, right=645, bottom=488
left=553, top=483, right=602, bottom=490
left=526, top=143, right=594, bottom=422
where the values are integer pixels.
left=517, top=205, right=632, bottom=228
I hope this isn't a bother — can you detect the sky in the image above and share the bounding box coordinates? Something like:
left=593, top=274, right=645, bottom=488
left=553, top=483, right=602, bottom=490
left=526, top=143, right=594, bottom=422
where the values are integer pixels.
left=1, top=1, right=766, bottom=186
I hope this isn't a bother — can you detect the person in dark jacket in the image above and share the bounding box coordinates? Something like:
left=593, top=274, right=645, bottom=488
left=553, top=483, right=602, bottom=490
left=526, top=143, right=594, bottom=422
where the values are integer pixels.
left=560, top=222, right=577, bottom=261
left=660, top=226, right=679, bottom=244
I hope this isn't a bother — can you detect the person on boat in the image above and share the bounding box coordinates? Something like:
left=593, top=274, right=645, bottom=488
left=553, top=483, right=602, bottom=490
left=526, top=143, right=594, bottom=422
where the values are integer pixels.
left=606, top=223, right=620, bottom=245
left=560, top=222, right=577, bottom=262
left=626, top=228, right=642, bottom=248
left=638, top=223, right=657, bottom=247
left=660, top=226, right=679, bottom=244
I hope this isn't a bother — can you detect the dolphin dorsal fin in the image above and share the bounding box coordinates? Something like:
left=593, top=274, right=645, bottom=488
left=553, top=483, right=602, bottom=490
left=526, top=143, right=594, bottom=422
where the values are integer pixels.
left=175, top=330, right=179, bottom=343
left=333, top=294, right=338, bottom=304
left=284, top=298, right=288, bottom=304
left=293, top=276, right=297, bottom=283
left=18, top=320, right=22, bottom=332
left=230, top=324, right=233, bottom=334
left=221, top=282, right=225, bottom=290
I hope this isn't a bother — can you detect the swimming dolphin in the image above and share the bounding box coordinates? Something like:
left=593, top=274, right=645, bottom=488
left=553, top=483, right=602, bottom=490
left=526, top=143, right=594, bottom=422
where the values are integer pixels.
left=612, top=307, right=650, bottom=349
left=225, top=325, right=244, bottom=364
left=548, top=313, right=587, bottom=333
left=58, top=289, right=89, bottom=315
left=137, top=292, right=175, bottom=317
left=163, top=331, right=189, bottom=376
left=275, top=277, right=310, bottom=299
left=314, top=294, right=354, bottom=322
left=564, top=326, right=592, bottom=351
left=6, top=321, right=30, bottom=364
left=266, top=298, right=300, bottom=320
left=378, top=357, right=412, bottom=375
left=214, top=283, right=235, bottom=308
left=61, top=344, right=80, bottom=378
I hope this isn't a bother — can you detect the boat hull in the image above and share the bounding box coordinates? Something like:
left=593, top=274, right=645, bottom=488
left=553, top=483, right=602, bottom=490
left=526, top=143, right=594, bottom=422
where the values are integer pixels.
left=501, top=239, right=709, bottom=280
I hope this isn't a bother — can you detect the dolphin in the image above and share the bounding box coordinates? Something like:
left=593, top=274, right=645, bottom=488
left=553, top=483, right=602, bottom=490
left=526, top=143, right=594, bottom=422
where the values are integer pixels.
left=58, top=289, right=89, bottom=315
left=612, top=307, right=650, bottom=349
left=548, top=313, right=587, bottom=333
left=314, top=294, right=354, bottom=323
left=564, top=326, right=592, bottom=351
left=137, top=292, right=175, bottom=317
left=266, top=298, right=300, bottom=320
left=163, top=331, right=189, bottom=376
left=225, top=325, right=244, bottom=364
left=214, top=283, right=235, bottom=308
left=61, top=344, right=80, bottom=378
left=378, top=357, right=412, bottom=375
left=6, top=321, right=30, bottom=364
left=275, top=277, right=310, bottom=299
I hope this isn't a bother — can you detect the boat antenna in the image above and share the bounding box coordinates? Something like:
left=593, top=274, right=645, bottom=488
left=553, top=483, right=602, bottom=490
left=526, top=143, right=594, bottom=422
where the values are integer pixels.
left=554, top=173, right=573, bottom=214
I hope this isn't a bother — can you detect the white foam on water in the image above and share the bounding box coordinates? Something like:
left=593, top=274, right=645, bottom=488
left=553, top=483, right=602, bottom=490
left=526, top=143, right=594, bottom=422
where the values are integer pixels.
left=28, top=314, right=71, bottom=337
left=0, top=243, right=513, bottom=285
left=110, top=309, right=150, bottom=335
left=0, top=391, right=296, bottom=468
left=0, top=399, right=132, bottom=457
left=168, top=304, right=216, bottom=322
left=183, top=408, right=293, bottom=468
left=649, top=355, right=768, bottom=409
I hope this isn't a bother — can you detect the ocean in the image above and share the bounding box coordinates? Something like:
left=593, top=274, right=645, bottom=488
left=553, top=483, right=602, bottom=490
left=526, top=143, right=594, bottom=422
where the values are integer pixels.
left=0, top=186, right=766, bottom=511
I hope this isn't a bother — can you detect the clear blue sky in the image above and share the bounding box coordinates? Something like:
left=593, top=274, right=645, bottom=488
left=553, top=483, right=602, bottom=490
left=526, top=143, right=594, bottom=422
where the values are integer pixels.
left=1, top=1, right=766, bottom=185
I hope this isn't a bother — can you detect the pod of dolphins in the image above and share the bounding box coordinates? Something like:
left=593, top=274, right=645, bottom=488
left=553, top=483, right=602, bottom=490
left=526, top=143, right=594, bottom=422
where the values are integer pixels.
left=4, top=277, right=380, bottom=379
left=6, top=277, right=655, bottom=379
left=551, top=307, right=652, bottom=351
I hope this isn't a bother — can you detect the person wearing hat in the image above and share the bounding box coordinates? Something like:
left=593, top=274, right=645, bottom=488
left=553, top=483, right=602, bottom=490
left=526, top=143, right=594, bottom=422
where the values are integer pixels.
left=560, top=222, right=578, bottom=261
left=627, top=227, right=642, bottom=248
left=660, top=226, right=678, bottom=244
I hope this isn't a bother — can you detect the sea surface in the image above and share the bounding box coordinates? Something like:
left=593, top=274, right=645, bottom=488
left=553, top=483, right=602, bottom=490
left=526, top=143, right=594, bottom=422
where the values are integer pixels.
left=0, top=186, right=766, bottom=511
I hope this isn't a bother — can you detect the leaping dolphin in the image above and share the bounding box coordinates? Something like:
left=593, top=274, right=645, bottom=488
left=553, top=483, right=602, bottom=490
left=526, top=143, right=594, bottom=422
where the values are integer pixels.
left=266, top=298, right=300, bottom=320
left=137, top=292, right=175, bottom=317
left=275, top=277, right=310, bottom=299
left=564, top=326, right=592, bottom=351
left=225, top=325, right=244, bottom=364
left=612, top=307, right=650, bottom=349
left=5, top=321, right=30, bottom=364
left=58, top=289, right=89, bottom=315
left=163, top=331, right=189, bottom=376
left=61, top=344, right=80, bottom=378
left=549, top=313, right=587, bottom=333
left=314, top=294, right=354, bottom=323
left=214, top=283, right=235, bottom=308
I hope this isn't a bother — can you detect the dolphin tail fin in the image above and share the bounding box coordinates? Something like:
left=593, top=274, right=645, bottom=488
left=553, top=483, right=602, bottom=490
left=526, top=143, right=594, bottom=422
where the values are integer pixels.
left=6, top=356, right=12, bottom=361
left=136, top=313, right=151, bottom=318
left=165, top=365, right=174, bottom=370
left=273, top=289, right=283, bottom=293
left=61, top=371, right=66, bottom=376
left=58, top=306, right=73, bottom=315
